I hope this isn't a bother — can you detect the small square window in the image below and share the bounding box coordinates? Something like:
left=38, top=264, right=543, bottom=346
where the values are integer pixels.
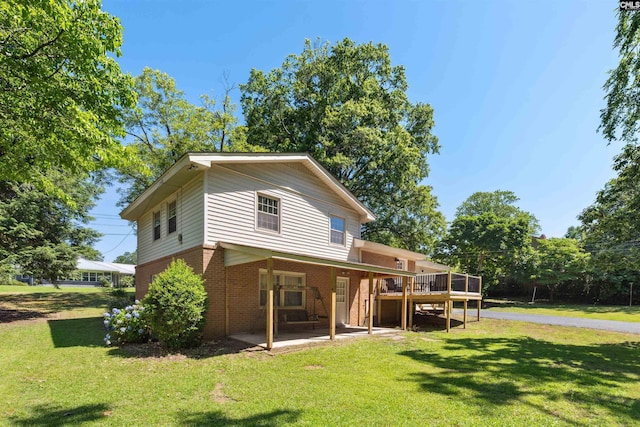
left=257, top=195, right=280, bottom=232
left=153, top=211, right=161, bottom=240
left=330, top=216, right=345, bottom=245
left=167, top=201, right=177, bottom=234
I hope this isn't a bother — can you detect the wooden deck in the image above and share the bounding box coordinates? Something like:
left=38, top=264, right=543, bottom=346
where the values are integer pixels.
left=376, top=272, right=482, bottom=331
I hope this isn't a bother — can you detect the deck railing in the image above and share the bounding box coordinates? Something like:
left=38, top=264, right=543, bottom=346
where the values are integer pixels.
left=380, top=272, right=482, bottom=296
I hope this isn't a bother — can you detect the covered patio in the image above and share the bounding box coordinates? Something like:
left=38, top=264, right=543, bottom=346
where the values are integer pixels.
left=220, top=242, right=417, bottom=350
left=230, top=326, right=399, bottom=350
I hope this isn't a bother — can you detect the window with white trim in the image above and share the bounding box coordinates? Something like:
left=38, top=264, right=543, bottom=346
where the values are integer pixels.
left=81, top=272, right=112, bottom=282
left=259, top=270, right=306, bottom=308
left=257, top=194, right=280, bottom=232
left=330, top=216, right=345, bottom=245
left=153, top=211, right=161, bottom=240
left=167, top=200, right=177, bottom=234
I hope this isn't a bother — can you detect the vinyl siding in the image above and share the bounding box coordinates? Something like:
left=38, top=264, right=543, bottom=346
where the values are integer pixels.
left=205, top=163, right=361, bottom=262
left=137, top=176, right=205, bottom=265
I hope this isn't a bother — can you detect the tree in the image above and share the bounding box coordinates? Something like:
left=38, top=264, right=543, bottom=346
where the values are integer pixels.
left=0, top=0, right=141, bottom=197
left=20, top=243, right=77, bottom=285
left=436, top=191, right=538, bottom=293
left=564, top=225, right=585, bottom=241
left=0, top=170, right=103, bottom=285
left=438, top=212, right=532, bottom=292
left=240, top=38, right=445, bottom=252
left=600, top=10, right=640, bottom=144
left=578, top=146, right=640, bottom=303
left=113, top=251, right=137, bottom=265
left=574, top=9, right=640, bottom=304
left=117, top=68, right=243, bottom=206
left=533, top=238, right=590, bottom=302
left=456, top=190, right=539, bottom=233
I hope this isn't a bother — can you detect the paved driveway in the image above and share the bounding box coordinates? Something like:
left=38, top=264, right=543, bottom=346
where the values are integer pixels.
left=459, top=309, right=640, bottom=334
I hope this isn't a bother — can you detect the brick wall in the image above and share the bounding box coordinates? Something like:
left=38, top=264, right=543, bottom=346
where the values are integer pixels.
left=202, top=246, right=225, bottom=339
left=226, top=260, right=339, bottom=334
left=136, top=247, right=414, bottom=339
left=134, top=244, right=227, bottom=340
left=134, top=245, right=206, bottom=301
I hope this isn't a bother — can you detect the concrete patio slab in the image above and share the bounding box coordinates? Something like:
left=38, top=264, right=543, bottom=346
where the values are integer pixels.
left=230, top=326, right=400, bottom=349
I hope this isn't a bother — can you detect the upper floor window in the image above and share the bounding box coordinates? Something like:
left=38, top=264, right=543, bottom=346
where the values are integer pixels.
left=396, top=258, right=405, bottom=270
left=330, top=216, right=345, bottom=245
left=167, top=200, right=177, bottom=234
left=153, top=211, right=161, bottom=240
left=257, top=194, right=279, bottom=232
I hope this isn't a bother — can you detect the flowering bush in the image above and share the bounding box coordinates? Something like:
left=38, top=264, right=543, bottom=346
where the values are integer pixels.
left=103, top=301, right=150, bottom=346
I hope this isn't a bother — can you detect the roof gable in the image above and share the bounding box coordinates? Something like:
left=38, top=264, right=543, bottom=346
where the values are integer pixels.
left=120, top=153, right=375, bottom=222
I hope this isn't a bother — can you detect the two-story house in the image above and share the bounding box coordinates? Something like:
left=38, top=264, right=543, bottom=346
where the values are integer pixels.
left=121, top=153, right=480, bottom=349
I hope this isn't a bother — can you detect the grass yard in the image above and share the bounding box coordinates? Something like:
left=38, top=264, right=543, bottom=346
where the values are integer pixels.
left=484, top=300, right=640, bottom=323
left=0, top=285, right=106, bottom=294
left=1, top=290, right=639, bottom=426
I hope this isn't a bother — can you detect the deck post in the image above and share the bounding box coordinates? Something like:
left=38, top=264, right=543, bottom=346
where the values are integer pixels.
left=330, top=267, right=336, bottom=340
left=446, top=300, right=451, bottom=332
left=368, top=272, right=374, bottom=335
left=408, top=277, right=414, bottom=330
left=465, top=274, right=469, bottom=294
left=266, top=258, right=274, bottom=350
left=477, top=276, right=482, bottom=321
left=401, top=276, right=408, bottom=330
left=377, top=280, right=382, bottom=326
left=447, top=271, right=452, bottom=294
left=463, top=300, right=467, bottom=329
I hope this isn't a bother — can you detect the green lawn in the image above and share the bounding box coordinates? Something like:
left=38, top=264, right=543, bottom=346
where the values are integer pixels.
left=485, top=300, right=640, bottom=323
left=0, top=284, right=106, bottom=293
left=1, top=291, right=639, bottom=426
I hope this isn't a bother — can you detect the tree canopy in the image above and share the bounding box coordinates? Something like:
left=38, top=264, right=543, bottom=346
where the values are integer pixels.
left=456, top=190, right=539, bottom=232
left=600, top=10, right=640, bottom=144
left=573, top=9, right=640, bottom=303
left=113, top=251, right=137, bottom=265
left=436, top=191, right=537, bottom=292
left=0, top=171, right=103, bottom=283
left=0, top=0, right=140, bottom=197
left=117, top=67, right=243, bottom=206
left=533, top=237, right=590, bottom=302
left=240, top=38, right=445, bottom=252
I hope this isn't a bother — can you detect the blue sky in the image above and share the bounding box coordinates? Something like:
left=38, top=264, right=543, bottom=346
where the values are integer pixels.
left=93, top=0, right=621, bottom=261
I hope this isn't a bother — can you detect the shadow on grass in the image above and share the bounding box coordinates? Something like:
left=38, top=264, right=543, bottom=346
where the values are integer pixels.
left=106, top=338, right=260, bottom=359
left=0, top=308, right=48, bottom=323
left=177, top=408, right=301, bottom=426
left=400, top=337, right=640, bottom=423
left=48, top=317, right=104, bottom=348
left=410, top=312, right=465, bottom=332
left=8, top=403, right=110, bottom=426
left=0, top=292, right=112, bottom=315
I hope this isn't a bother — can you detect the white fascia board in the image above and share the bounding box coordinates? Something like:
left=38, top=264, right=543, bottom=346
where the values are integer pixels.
left=120, top=155, right=195, bottom=220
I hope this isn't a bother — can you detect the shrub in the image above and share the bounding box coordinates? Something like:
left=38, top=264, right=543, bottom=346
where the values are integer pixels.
left=103, top=301, right=150, bottom=345
left=142, top=259, right=207, bottom=349
left=99, top=276, right=111, bottom=288
left=118, top=275, right=134, bottom=288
